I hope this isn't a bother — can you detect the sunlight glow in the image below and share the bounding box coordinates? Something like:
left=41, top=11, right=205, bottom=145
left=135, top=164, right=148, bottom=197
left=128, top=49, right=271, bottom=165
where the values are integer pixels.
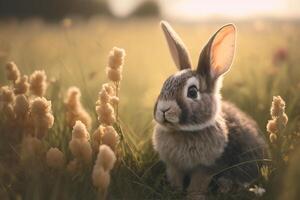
left=161, top=0, right=288, bottom=20
left=107, top=0, right=300, bottom=20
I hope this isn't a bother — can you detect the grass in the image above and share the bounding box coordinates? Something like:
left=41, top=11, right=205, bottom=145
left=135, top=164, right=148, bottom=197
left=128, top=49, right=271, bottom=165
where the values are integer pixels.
left=0, top=18, right=300, bottom=199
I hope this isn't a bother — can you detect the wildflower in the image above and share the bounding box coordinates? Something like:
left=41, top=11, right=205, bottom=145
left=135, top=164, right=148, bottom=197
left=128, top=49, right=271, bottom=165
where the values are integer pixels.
left=271, top=96, right=285, bottom=118
left=29, top=70, right=47, bottom=96
left=0, top=86, right=15, bottom=119
left=106, top=69, right=122, bottom=82
left=106, top=47, right=125, bottom=82
left=97, top=145, right=116, bottom=171
left=46, top=148, right=65, bottom=169
left=110, top=96, right=119, bottom=106
left=96, top=101, right=116, bottom=126
left=5, top=62, right=20, bottom=83
left=14, top=94, right=29, bottom=120
left=69, top=121, right=92, bottom=164
left=249, top=185, right=266, bottom=197
left=92, top=145, right=116, bottom=196
left=102, top=83, right=115, bottom=96
left=260, top=165, right=269, bottom=181
left=92, top=166, right=110, bottom=192
left=267, top=96, right=288, bottom=144
left=0, top=86, right=15, bottom=104
left=266, top=119, right=278, bottom=133
left=71, top=120, right=90, bottom=141
left=14, top=75, right=29, bottom=94
left=280, top=113, right=288, bottom=126
left=102, top=126, right=119, bottom=151
left=30, top=97, right=54, bottom=139
left=99, top=89, right=110, bottom=104
left=92, top=126, right=104, bottom=152
left=273, top=47, right=288, bottom=65
left=64, top=87, right=92, bottom=129
left=269, top=133, right=277, bottom=143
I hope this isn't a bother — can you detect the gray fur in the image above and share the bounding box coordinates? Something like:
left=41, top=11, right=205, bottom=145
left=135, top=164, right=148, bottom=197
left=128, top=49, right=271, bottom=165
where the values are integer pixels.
left=152, top=21, right=269, bottom=198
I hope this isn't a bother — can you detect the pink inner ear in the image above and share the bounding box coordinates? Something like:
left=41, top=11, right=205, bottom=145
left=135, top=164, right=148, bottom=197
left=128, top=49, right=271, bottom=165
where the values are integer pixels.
left=210, top=26, right=236, bottom=77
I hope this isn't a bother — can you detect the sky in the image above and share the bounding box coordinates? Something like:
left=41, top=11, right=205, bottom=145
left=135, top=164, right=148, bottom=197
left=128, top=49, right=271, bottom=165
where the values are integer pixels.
left=107, top=0, right=300, bottom=20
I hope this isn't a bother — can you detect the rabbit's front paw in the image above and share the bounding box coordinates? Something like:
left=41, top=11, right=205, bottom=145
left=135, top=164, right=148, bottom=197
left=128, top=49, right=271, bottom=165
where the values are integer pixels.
left=217, top=177, right=233, bottom=193
left=166, top=165, right=184, bottom=190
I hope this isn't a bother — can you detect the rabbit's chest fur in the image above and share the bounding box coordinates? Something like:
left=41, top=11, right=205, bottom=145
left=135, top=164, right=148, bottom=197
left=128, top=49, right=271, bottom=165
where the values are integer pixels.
left=153, top=121, right=228, bottom=171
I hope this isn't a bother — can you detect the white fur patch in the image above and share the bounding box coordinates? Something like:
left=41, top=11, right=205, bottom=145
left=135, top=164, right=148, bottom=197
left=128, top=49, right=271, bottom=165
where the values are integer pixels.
left=177, top=118, right=216, bottom=131
left=183, top=77, right=201, bottom=100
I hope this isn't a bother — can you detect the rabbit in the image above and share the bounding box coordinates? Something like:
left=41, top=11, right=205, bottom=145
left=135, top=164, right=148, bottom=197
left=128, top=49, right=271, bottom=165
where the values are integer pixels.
left=152, top=21, right=269, bottom=199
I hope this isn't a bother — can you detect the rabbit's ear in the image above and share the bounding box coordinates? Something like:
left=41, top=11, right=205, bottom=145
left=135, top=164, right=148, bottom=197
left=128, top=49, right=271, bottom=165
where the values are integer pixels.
left=197, top=24, right=236, bottom=79
left=161, top=21, right=192, bottom=70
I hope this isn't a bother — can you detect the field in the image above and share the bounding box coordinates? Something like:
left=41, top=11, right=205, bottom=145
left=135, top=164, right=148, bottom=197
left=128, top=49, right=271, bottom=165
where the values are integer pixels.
left=0, top=18, right=300, bottom=199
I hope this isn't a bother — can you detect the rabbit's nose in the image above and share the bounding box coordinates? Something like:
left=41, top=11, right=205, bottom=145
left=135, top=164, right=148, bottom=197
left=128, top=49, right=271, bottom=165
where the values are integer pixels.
left=161, top=107, right=171, bottom=113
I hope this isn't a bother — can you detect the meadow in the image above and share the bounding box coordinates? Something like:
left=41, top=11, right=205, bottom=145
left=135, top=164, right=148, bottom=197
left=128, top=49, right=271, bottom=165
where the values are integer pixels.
left=0, top=18, right=300, bottom=200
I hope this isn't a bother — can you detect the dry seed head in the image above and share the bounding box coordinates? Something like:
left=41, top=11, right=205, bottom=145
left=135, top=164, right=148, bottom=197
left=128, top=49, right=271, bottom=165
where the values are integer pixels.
left=14, top=94, right=29, bottom=119
left=268, top=96, right=288, bottom=133
left=65, top=108, right=92, bottom=131
left=69, top=139, right=92, bottom=164
left=29, top=70, right=47, bottom=96
left=107, top=47, right=125, bottom=82
left=106, top=68, right=122, bottom=82
left=65, top=87, right=92, bottom=129
left=76, top=110, right=92, bottom=130
left=14, top=75, right=29, bottom=94
left=92, top=144, right=116, bottom=190
left=30, top=97, right=52, bottom=116
left=267, top=119, right=278, bottom=133
left=110, top=96, right=119, bottom=106
left=97, top=145, right=116, bottom=171
left=271, top=96, right=285, bottom=118
left=92, top=166, right=110, bottom=191
left=96, top=102, right=116, bottom=125
left=72, top=120, right=90, bottom=140
left=269, top=133, right=277, bottom=143
left=46, top=148, right=65, bottom=169
left=65, top=87, right=81, bottom=108
left=34, top=113, right=54, bottom=139
left=92, top=125, right=105, bottom=152
left=69, top=121, right=92, bottom=164
left=0, top=86, right=15, bottom=103
left=30, top=97, right=54, bottom=139
left=260, top=165, right=269, bottom=181
left=99, top=89, right=110, bottom=104
left=281, top=113, right=288, bottom=126
left=5, top=62, right=20, bottom=82
left=108, top=47, right=125, bottom=70
left=102, top=83, right=115, bottom=96
left=102, top=126, right=119, bottom=151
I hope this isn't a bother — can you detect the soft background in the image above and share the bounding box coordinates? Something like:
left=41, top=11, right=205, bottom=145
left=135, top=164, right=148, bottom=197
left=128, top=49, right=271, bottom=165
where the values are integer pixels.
left=0, top=0, right=300, bottom=199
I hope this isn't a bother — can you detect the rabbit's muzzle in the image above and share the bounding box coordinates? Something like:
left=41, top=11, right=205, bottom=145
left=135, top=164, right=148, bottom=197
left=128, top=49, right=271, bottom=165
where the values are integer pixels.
left=155, top=100, right=181, bottom=124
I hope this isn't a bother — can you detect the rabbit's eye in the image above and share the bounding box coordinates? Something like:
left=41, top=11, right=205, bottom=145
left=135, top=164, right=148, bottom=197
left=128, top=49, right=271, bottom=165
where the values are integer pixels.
left=187, top=85, right=198, bottom=99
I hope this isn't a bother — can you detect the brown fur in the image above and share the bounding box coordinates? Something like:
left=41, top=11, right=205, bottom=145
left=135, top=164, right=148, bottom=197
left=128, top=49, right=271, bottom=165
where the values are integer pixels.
left=153, top=21, right=268, bottom=199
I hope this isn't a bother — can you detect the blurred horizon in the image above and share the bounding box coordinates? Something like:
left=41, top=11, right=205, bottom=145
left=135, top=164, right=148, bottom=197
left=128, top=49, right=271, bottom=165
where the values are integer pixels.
left=0, top=0, right=299, bottom=22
